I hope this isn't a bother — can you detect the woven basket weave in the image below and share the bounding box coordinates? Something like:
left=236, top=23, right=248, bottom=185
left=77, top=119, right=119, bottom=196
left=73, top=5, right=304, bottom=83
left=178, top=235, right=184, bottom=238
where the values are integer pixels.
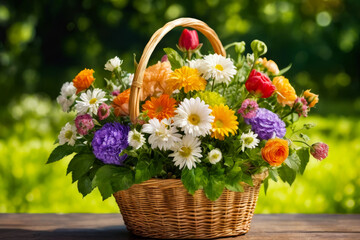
left=114, top=18, right=266, bottom=239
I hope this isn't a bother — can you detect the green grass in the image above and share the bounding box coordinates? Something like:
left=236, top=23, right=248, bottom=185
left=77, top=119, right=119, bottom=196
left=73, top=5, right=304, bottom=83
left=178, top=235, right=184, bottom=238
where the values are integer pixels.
left=0, top=95, right=359, bottom=213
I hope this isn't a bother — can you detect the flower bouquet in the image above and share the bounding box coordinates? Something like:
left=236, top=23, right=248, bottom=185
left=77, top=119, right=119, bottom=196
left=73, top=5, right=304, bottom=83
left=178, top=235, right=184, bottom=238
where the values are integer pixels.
left=48, top=18, right=328, bottom=239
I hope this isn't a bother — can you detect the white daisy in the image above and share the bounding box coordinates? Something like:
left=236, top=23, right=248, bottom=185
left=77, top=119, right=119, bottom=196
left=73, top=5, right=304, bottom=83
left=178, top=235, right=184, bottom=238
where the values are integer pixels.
left=173, top=97, right=214, bottom=137
left=128, top=129, right=145, bottom=150
left=208, top=148, right=222, bottom=164
left=75, top=88, right=107, bottom=115
left=58, top=122, right=77, bottom=146
left=240, top=130, right=260, bottom=152
left=56, top=82, right=77, bottom=112
left=104, top=56, right=123, bottom=72
left=201, top=54, right=237, bottom=84
left=170, top=135, right=202, bottom=170
left=187, top=59, right=205, bottom=72
left=141, top=118, right=181, bottom=151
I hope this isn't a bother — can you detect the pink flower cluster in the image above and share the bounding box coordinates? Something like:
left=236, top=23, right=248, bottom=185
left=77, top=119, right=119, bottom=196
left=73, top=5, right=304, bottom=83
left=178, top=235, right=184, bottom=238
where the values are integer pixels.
left=294, top=97, right=309, bottom=117
left=238, top=99, right=258, bottom=119
left=98, top=103, right=111, bottom=120
left=75, top=114, right=94, bottom=135
left=310, top=142, right=329, bottom=161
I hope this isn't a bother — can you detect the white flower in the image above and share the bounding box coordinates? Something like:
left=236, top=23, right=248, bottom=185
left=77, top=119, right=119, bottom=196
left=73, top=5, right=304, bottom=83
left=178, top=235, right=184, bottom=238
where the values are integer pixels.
left=187, top=59, right=204, bottom=71
left=75, top=88, right=107, bottom=115
left=170, top=135, right=202, bottom=170
left=173, top=98, right=214, bottom=137
left=128, top=129, right=145, bottom=150
left=201, top=54, right=237, bottom=84
left=104, top=56, right=123, bottom=72
left=58, top=122, right=77, bottom=146
left=141, top=118, right=181, bottom=151
left=240, top=130, right=260, bottom=152
left=56, top=82, right=77, bottom=112
left=208, top=148, right=222, bottom=164
left=122, top=73, right=134, bottom=88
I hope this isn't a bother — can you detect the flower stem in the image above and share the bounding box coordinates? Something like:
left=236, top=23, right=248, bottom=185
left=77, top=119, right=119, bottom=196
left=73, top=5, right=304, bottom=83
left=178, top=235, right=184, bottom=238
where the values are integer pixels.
left=292, top=140, right=311, bottom=148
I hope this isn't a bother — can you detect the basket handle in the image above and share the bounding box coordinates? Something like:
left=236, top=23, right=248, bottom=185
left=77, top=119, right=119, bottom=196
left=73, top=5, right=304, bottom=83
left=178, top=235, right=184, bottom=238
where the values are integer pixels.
left=129, top=17, right=226, bottom=123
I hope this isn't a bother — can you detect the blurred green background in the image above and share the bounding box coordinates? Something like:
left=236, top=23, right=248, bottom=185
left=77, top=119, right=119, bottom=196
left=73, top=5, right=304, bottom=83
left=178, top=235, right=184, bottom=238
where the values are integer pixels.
left=0, top=0, right=359, bottom=213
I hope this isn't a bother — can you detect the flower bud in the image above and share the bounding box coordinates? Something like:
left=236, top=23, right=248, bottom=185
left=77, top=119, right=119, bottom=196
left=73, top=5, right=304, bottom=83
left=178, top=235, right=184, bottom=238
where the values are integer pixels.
left=293, top=97, right=309, bottom=117
left=245, top=69, right=275, bottom=98
left=161, top=55, right=168, bottom=62
left=234, top=41, right=246, bottom=55
left=178, top=29, right=200, bottom=51
left=251, top=40, right=267, bottom=56
left=310, top=142, right=329, bottom=161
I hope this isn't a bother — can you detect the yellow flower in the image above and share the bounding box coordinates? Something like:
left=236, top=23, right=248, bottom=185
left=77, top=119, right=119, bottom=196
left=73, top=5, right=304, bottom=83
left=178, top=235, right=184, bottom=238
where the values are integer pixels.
left=167, top=66, right=207, bottom=93
left=211, top=105, right=238, bottom=140
left=262, top=58, right=279, bottom=75
left=304, top=89, right=319, bottom=108
left=273, top=76, right=297, bottom=107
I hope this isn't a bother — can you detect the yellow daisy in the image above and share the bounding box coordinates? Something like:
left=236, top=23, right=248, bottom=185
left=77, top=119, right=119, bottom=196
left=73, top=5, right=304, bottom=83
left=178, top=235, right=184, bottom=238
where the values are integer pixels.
left=211, top=105, right=238, bottom=140
left=167, top=66, right=206, bottom=93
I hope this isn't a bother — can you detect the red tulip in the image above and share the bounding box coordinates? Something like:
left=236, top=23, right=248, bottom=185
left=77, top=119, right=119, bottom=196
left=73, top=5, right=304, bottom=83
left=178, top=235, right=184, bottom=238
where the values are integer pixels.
left=245, top=69, right=275, bottom=98
left=178, top=29, right=199, bottom=51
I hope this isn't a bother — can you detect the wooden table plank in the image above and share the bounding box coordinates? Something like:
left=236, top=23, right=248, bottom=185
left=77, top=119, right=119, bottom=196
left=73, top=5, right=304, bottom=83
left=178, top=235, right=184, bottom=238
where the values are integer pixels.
left=0, top=214, right=359, bottom=239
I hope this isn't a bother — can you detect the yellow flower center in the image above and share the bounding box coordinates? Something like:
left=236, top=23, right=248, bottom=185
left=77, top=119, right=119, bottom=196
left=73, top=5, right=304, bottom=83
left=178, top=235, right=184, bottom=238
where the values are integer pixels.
left=188, top=114, right=200, bottom=125
left=211, top=153, right=219, bottom=159
left=215, top=120, right=223, bottom=128
left=244, top=137, right=253, bottom=145
left=156, top=106, right=163, bottom=113
left=215, top=64, right=224, bottom=71
left=132, top=133, right=141, bottom=142
left=65, top=130, right=73, bottom=139
left=89, top=98, right=97, bottom=104
left=179, top=146, right=192, bottom=157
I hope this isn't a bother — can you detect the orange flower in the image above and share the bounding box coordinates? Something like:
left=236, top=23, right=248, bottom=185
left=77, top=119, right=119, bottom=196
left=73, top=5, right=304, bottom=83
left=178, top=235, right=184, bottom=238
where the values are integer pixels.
left=304, top=89, right=319, bottom=108
left=261, top=138, right=289, bottom=166
left=273, top=76, right=297, bottom=107
left=142, top=94, right=176, bottom=120
left=112, top=89, right=130, bottom=116
left=263, top=58, right=279, bottom=75
left=141, top=61, right=172, bottom=101
left=167, top=66, right=206, bottom=93
left=73, top=68, right=95, bottom=94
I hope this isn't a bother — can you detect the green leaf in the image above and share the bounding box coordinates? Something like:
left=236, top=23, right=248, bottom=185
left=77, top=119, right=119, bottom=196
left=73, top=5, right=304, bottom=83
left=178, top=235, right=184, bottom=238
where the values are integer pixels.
left=181, top=167, right=207, bottom=195
left=163, top=48, right=184, bottom=70
left=149, top=159, right=163, bottom=177
left=204, top=173, right=225, bottom=201
left=277, top=63, right=292, bottom=76
left=224, top=157, right=234, bottom=167
left=77, top=175, right=94, bottom=197
left=297, top=147, right=310, bottom=174
left=268, top=168, right=279, bottom=182
left=225, top=162, right=244, bottom=192
left=134, top=160, right=152, bottom=184
left=263, top=178, right=269, bottom=195
left=299, top=133, right=310, bottom=141
left=47, top=144, right=76, bottom=164
left=111, top=168, right=134, bottom=192
left=278, top=165, right=296, bottom=186
left=242, top=173, right=253, bottom=186
left=284, top=150, right=301, bottom=172
left=67, top=153, right=96, bottom=183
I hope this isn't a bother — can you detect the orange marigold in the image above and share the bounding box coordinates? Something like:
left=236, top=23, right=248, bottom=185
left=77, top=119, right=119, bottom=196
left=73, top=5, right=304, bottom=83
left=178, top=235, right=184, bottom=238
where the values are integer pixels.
left=211, top=105, right=238, bottom=140
left=262, top=58, right=279, bottom=75
left=141, top=61, right=172, bottom=101
left=73, top=68, right=95, bottom=94
left=167, top=66, right=207, bottom=93
left=261, top=138, right=289, bottom=166
left=273, top=76, right=297, bottom=107
left=112, top=89, right=130, bottom=116
left=304, top=89, right=319, bottom=108
left=142, top=94, right=176, bottom=120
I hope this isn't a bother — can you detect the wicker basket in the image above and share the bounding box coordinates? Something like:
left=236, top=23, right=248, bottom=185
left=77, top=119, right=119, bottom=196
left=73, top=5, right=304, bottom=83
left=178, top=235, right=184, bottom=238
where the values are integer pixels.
left=113, top=18, right=267, bottom=239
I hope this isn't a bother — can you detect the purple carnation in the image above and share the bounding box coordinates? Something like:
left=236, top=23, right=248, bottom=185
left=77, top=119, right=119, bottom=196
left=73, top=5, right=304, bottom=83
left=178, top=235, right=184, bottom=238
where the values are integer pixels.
left=245, top=108, right=286, bottom=140
left=92, top=122, right=130, bottom=165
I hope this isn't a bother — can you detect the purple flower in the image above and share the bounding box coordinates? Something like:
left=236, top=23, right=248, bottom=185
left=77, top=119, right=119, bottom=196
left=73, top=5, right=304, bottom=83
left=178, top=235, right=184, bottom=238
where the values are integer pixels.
left=98, top=103, right=111, bottom=120
left=310, top=142, right=329, bottom=161
left=161, top=54, right=168, bottom=62
left=92, top=122, right=130, bottom=165
left=294, top=97, right=309, bottom=117
left=238, top=99, right=258, bottom=119
left=245, top=108, right=286, bottom=140
left=75, top=114, right=94, bottom=135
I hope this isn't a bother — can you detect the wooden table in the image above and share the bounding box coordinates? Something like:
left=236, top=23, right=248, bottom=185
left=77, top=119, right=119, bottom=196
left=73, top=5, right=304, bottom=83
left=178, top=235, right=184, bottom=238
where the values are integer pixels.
left=0, top=214, right=359, bottom=239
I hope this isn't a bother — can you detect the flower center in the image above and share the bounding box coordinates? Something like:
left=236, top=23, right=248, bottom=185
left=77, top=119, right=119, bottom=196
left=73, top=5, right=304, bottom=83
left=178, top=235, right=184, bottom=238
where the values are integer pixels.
left=244, top=137, right=254, bottom=145
left=215, top=64, right=224, bottom=71
left=179, top=146, right=192, bottom=157
left=132, top=133, right=141, bottom=142
left=156, top=106, right=163, bottom=113
left=100, top=107, right=108, bottom=115
left=211, top=153, right=219, bottom=159
left=215, top=120, right=223, bottom=128
left=89, top=98, right=97, bottom=104
left=65, top=130, right=73, bottom=139
left=188, top=114, right=200, bottom=125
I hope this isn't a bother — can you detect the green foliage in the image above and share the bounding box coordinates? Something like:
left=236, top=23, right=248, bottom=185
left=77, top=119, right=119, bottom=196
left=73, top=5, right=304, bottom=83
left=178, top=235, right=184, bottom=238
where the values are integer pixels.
left=67, top=153, right=95, bottom=183
left=47, top=144, right=76, bottom=164
left=163, top=48, right=184, bottom=70
left=181, top=167, right=208, bottom=195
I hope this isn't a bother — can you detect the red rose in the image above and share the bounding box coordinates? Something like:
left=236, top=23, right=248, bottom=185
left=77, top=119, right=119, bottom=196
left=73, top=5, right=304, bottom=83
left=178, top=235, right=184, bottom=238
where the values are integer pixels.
left=178, top=29, right=199, bottom=51
left=245, top=69, right=275, bottom=98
